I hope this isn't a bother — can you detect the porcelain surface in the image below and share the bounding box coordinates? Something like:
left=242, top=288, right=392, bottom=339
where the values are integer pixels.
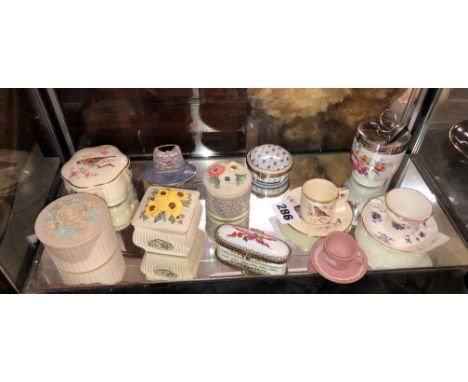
left=133, top=187, right=200, bottom=233
left=205, top=210, right=249, bottom=238
left=247, top=144, right=293, bottom=173
left=355, top=223, right=432, bottom=270
left=203, top=160, right=251, bottom=219
left=308, top=238, right=368, bottom=284
left=142, top=161, right=196, bottom=188
left=350, top=138, right=406, bottom=187
left=216, top=246, right=288, bottom=276
left=384, top=188, right=433, bottom=235
left=141, top=230, right=204, bottom=281
left=361, top=197, right=448, bottom=253
left=62, top=145, right=132, bottom=207
left=283, top=187, right=353, bottom=237
left=152, top=144, right=185, bottom=172
left=61, top=145, right=129, bottom=188
left=251, top=178, right=289, bottom=197
left=215, top=224, right=291, bottom=264
left=34, top=193, right=117, bottom=273
left=108, top=186, right=139, bottom=230
left=300, top=179, right=349, bottom=224
left=132, top=202, right=202, bottom=257
left=56, top=246, right=125, bottom=286
left=36, top=194, right=108, bottom=246
left=203, top=161, right=251, bottom=196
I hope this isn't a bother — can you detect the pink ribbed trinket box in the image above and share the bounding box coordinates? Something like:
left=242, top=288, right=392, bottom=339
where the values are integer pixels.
left=34, top=193, right=118, bottom=273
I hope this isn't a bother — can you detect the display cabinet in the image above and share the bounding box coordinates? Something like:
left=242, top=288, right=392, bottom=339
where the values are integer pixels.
left=1, top=88, right=467, bottom=293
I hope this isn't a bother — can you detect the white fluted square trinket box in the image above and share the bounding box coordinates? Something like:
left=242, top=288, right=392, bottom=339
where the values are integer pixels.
left=132, top=186, right=201, bottom=257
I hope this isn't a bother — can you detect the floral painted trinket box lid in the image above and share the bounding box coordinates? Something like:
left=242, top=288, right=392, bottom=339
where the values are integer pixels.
left=214, top=224, right=291, bottom=275
left=132, top=186, right=200, bottom=234
left=203, top=161, right=252, bottom=198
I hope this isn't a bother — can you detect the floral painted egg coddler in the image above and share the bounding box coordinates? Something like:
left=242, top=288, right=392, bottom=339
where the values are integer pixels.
left=131, top=186, right=201, bottom=257
left=350, top=110, right=411, bottom=187
left=246, top=144, right=293, bottom=197
left=203, top=160, right=252, bottom=220
left=61, top=145, right=132, bottom=207
left=214, top=224, right=291, bottom=275
left=34, top=193, right=119, bottom=273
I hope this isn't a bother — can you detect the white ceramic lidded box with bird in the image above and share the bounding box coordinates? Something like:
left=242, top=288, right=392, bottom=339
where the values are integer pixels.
left=61, top=145, right=133, bottom=207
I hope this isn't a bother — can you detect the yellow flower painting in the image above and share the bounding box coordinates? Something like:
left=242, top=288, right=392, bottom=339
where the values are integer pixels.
left=140, top=188, right=192, bottom=224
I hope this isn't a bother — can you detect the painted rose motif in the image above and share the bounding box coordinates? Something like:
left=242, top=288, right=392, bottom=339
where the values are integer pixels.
left=227, top=227, right=276, bottom=249
left=44, top=198, right=99, bottom=238
left=55, top=203, right=87, bottom=230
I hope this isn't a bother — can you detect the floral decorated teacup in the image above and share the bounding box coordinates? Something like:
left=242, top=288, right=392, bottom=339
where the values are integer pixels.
left=383, top=188, right=433, bottom=237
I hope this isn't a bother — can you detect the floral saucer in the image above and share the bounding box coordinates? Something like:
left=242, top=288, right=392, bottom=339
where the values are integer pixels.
left=361, top=197, right=447, bottom=253
left=283, top=187, right=353, bottom=237
left=308, top=238, right=368, bottom=284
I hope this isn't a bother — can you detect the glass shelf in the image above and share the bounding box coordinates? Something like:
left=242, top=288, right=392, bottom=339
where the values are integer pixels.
left=23, top=153, right=468, bottom=293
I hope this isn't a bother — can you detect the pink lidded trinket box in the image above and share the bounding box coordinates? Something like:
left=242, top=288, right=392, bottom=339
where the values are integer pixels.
left=61, top=145, right=132, bottom=207
left=132, top=186, right=201, bottom=257
left=34, top=193, right=119, bottom=273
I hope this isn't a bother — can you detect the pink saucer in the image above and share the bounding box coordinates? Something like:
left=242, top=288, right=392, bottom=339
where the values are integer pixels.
left=308, top=238, right=368, bottom=284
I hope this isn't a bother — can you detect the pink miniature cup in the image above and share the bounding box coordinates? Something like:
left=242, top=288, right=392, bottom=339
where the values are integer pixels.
left=323, top=231, right=364, bottom=270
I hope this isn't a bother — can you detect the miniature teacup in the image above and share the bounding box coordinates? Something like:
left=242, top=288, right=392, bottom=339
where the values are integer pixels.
left=323, top=231, right=364, bottom=270
left=384, top=188, right=433, bottom=236
left=300, top=178, right=349, bottom=224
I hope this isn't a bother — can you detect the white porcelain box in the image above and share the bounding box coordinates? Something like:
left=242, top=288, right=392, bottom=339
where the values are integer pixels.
left=140, top=230, right=204, bottom=281
left=132, top=186, right=201, bottom=257
left=246, top=144, right=293, bottom=197
left=203, top=161, right=252, bottom=220
left=61, top=145, right=132, bottom=207
left=214, top=224, right=291, bottom=275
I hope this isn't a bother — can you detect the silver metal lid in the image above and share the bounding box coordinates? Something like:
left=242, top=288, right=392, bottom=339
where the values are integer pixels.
left=355, top=109, right=411, bottom=155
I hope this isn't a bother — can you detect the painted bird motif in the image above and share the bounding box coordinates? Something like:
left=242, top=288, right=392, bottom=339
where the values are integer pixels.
left=76, top=156, right=116, bottom=169
left=313, top=206, right=330, bottom=217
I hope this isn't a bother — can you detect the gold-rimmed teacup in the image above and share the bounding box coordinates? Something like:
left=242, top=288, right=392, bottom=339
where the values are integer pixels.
left=383, top=188, right=433, bottom=236
left=300, top=178, right=349, bottom=225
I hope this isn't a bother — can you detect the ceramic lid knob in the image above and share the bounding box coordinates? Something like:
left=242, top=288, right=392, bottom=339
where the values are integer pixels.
left=153, top=144, right=185, bottom=173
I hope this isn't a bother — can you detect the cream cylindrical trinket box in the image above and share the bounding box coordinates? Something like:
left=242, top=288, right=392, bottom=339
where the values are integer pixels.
left=203, top=160, right=252, bottom=220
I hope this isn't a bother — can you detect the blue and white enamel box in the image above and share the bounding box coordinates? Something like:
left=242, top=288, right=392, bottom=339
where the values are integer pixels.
left=246, top=144, right=293, bottom=197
